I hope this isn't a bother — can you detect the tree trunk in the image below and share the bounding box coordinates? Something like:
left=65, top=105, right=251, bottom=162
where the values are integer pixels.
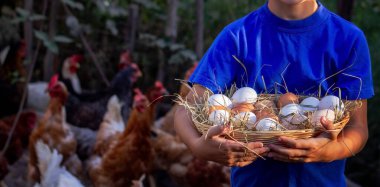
left=165, top=0, right=179, bottom=42
left=337, top=0, right=355, bottom=21
left=157, top=0, right=179, bottom=82
left=195, top=0, right=204, bottom=60
left=24, top=0, right=33, bottom=66
left=125, top=4, right=139, bottom=52
left=43, top=0, right=59, bottom=81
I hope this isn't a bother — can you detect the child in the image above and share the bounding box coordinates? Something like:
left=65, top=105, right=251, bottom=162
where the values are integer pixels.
left=174, top=0, right=374, bottom=187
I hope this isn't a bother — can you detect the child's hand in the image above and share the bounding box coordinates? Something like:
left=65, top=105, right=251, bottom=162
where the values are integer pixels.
left=191, top=125, right=269, bottom=167
left=267, top=116, right=341, bottom=163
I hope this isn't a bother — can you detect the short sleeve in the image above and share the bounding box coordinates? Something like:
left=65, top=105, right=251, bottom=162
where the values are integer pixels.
left=189, top=28, right=241, bottom=93
left=336, top=31, right=374, bottom=100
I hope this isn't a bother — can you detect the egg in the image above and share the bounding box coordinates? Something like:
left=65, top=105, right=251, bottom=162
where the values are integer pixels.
left=232, top=112, right=257, bottom=129
left=254, top=100, right=277, bottom=119
left=208, top=110, right=230, bottom=126
left=279, top=104, right=302, bottom=117
left=207, top=94, right=232, bottom=108
left=231, top=87, right=258, bottom=104
left=281, top=113, right=308, bottom=130
left=231, top=103, right=255, bottom=114
left=318, top=95, right=344, bottom=117
left=300, top=97, right=319, bottom=112
left=311, top=109, right=335, bottom=128
left=277, top=92, right=299, bottom=108
left=255, top=118, right=281, bottom=131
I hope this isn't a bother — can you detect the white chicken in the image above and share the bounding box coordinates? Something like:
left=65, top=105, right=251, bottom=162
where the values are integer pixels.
left=93, top=95, right=124, bottom=156
left=33, top=140, right=83, bottom=187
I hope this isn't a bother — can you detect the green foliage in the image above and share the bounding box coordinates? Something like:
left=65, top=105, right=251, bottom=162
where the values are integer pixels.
left=10, top=7, right=46, bottom=24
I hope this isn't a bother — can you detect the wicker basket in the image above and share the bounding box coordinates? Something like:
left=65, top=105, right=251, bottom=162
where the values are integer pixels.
left=193, top=113, right=350, bottom=145
left=182, top=93, right=355, bottom=145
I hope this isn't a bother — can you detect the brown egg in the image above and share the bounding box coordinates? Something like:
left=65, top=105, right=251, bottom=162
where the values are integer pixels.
left=255, top=100, right=277, bottom=113
left=277, top=92, right=299, bottom=108
left=255, top=110, right=279, bottom=122
left=231, top=103, right=254, bottom=114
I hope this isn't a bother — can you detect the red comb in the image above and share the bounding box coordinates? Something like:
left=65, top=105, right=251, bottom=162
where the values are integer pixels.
left=70, top=54, right=84, bottom=63
left=155, top=81, right=163, bottom=88
left=120, top=51, right=133, bottom=64
left=48, top=74, right=59, bottom=89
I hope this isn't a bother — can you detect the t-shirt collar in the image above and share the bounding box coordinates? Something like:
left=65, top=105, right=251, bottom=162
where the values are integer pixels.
left=261, top=1, right=329, bottom=32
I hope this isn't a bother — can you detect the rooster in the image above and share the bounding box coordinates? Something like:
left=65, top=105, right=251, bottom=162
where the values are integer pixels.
left=65, top=62, right=142, bottom=130
left=28, top=75, right=82, bottom=184
left=33, top=140, right=83, bottom=187
left=89, top=83, right=167, bottom=187
left=93, top=95, right=124, bottom=156
left=60, top=54, right=84, bottom=96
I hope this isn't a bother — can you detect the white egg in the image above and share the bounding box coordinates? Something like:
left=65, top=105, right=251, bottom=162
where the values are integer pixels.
left=232, top=112, right=257, bottom=129
left=279, top=104, right=302, bottom=117
left=311, top=109, right=335, bottom=128
left=255, top=118, right=281, bottom=131
left=207, top=94, right=232, bottom=108
left=318, top=95, right=344, bottom=116
left=208, top=110, right=230, bottom=126
left=300, top=97, right=319, bottom=112
left=231, top=87, right=258, bottom=104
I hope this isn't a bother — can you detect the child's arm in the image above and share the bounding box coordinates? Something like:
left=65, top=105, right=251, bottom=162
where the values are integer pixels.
left=174, top=84, right=269, bottom=167
left=267, top=100, right=369, bottom=162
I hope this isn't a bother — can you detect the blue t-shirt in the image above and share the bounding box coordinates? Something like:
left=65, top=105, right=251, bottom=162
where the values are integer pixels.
left=189, top=2, right=374, bottom=187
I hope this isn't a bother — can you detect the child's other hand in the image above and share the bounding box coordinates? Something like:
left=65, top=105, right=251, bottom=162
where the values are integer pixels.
left=191, top=125, right=269, bottom=167
left=267, top=116, right=341, bottom=163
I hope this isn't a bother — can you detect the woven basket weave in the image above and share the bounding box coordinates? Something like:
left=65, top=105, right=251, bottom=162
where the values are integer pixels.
left=192, top=114, right=350, bottom=145
left=185, top=93, right=353, bottom=145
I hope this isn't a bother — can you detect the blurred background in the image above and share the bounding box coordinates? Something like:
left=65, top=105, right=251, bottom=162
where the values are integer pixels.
left=0, top=0, right=379, bottom=186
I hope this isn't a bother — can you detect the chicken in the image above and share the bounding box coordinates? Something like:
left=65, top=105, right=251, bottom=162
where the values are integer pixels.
left=28, top=75, right=82, bottom=184
left=27, top=55, right=83, bottom=114
left=33, top=140, right=83, bottom=187
left=186, top=159, right=230, bottom=187
left=60, top=54, right=84, bottom=96
left=0, top=40, right=26, bottom=118
left=89, top=83, right=167, bottom=187
left=93, top=95, right=124, bottom=156
left=0, top=111, right=37, bottom=165
left=65, top=63, right=142, bottom=130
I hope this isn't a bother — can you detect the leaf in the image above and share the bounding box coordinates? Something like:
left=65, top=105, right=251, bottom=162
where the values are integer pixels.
left=53, top=35, right=73, bottom=43
left=62, top=0, right=84, bottom=10
left=106, top=19, right=118, bottom=35
left=16, top=7, right=30, bottom=17
left=34, top=30, right=49, bottom=42
left=10, top=17, right=27, bottom=24
left=30, top=15, right=46, bottom=21
left=44, top=40, right=59, bottom=54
